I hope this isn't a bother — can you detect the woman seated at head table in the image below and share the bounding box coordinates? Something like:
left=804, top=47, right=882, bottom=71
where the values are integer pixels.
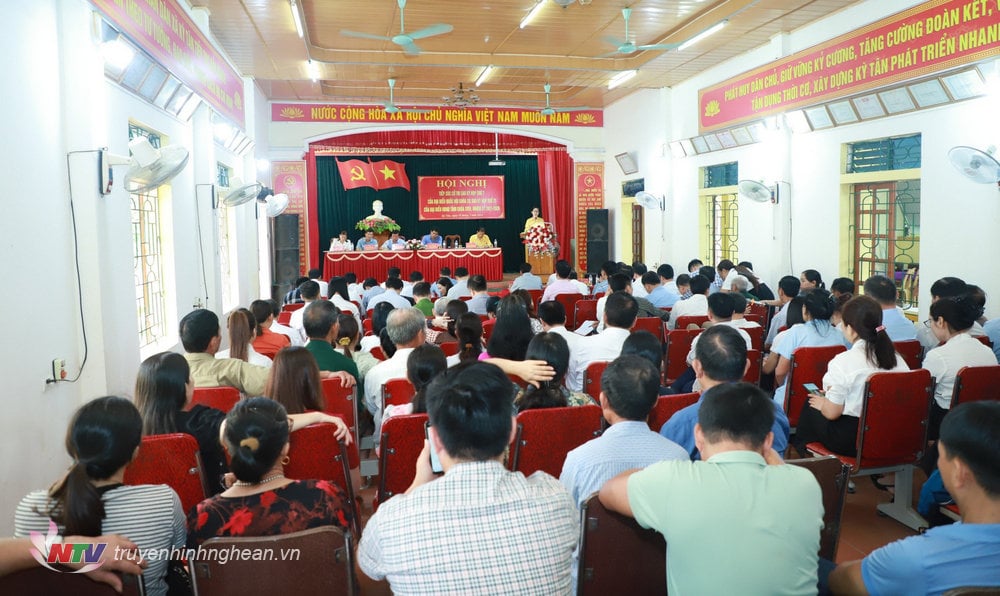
left=329, top=230, right=353, bottom=252
left=186, top=397, right=353, bottom=548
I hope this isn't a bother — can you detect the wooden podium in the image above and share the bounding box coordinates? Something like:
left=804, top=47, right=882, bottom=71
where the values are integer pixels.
left=525, top=249, right=554, bottom=277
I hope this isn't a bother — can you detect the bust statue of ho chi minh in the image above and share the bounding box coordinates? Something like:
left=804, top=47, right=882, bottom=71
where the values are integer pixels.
left=372, top=199, right=385, bottom=218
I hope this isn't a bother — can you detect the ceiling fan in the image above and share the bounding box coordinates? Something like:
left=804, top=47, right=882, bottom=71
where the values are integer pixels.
left=341, top=0, right=453, bottom=56
left=600, top=7, right=681, bottom=57
left=538, top=83, right=590, bottom=116
left=384, top=79, right=430, bottom=114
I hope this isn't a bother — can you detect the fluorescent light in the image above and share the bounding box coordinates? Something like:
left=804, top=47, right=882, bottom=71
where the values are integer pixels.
left=100, top=38, right=135, bottom=70
left=475, top=65, right=494, bottom=87
left=307, top=59, right=319, bottom=82
left=678, top=20, right=727, bottom=51
left=608, top=70, right=637, bottom=89
left=290, top=0, right=304, bottom=38
left=520, top=1, right=545, bottom=29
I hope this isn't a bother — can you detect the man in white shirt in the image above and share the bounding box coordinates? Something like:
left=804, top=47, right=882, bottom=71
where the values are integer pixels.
left=363, top=307, right=426, bottom=421
left=289, top=280, right=320, bottom=343
left=630, top=262, right=649, bottom=298
left=537, top=300, right=580, bottom=352
left=345, top=272, right=363, bottom=303
left=542, top=260, right=583, bottom=303
left=510, top=263, right=543, bottom=292
left=566, top=292, right=638, bottom=391
left=914, top=277, right=987, bottom=353
left=765, top=276, right=801, bottom=346
left=368, top=277, right=412, bottom=311
left=569, top=271, right=589, bottom=295
left=267, top=299, right=304, bottom=347
left=668, top=274, right=711, bottom=330
left=658, top=264, right=680, bottom=296
left=307, top=268, right=328, bottom=298
left=687, top=293, right=753, bottom=365
left=446, top=267, right=471, bottom=299
left=401, top=271, right=422, bottom=299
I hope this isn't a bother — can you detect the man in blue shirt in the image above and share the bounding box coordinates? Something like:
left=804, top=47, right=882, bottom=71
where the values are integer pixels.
left=985, top=318, right=1000, bottom=363
left=509, top=263, right=542, bottom=292
left=643, top=271, right=680, bottom=309
left=421, top=228, right=442, bottom=246
left=356, top=230, right=379, bottom=251
left=829, top=401, right=1000, bottom=594
left=660, top=325, right=790, bottom=458
left=381, top=231, right=406, bottom=250
left=590, top=261, right=617, bottom=296
left=863, top=275, right=917, bottom=341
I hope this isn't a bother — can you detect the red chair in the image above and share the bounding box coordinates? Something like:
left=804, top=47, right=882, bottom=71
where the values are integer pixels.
left=525, top=289, right=543, bottom=306
left=369, top=345, right=386, bottom=360
left=321, top=379, right=359, bottom=469
left=784, top=345, right=847, bottom=428
left=632, top=317, right=664, bottom=342
left=744, top=348, right=762, bottom=384
left=508, top=405, right=603, bottom=477
left=747, top=301, right=772, bottom=330
left=807, top=369, right=934, bottom=531
left=555, top=294, right=584, bottom=324
left=124, top=433, right=207, bottom=514
left=583, top=361, right=611, bottom=402
left=574, top=299, right=599, bottom=329
left=382, top=377, right=416, bottom=410
left=577, top=494, right=666, bottom=596
left=744, top=313, right=765, bottom=326
left=974, top=335, right=994, bottom=349
left=362, top=318, right=374, bottom=336
left=787, top=456, right=851, bottom=561
left=674, top=315, right=709, bottom=329
left=376, top=413, right=429, bottom=510
left=951, top=365, right=1000, bottom=406
left=285, top=423, right=361, bottom=536
left=439, top=342, right=460, bottom=357
left=593, top=292, right=606, bottom=300
left=191, top=386, right=241, bottom=413
left=743, top=325, right=764, bottom=350
left=277, top=311, right=292, bottom=326
left=508, top=374, right=528, bottom=388
left=0, top=567, right=143, bottom=596
left=350, top=300, right=363, bottom=317
left=482, top=319, right=496, bottom=342
left=664, top=328, right=701, bottom=385
left=893, top=339, right=923, bottom=370
left=647, top=392, right=699, bottom=432
left=282, top=303, right=306, bottom=312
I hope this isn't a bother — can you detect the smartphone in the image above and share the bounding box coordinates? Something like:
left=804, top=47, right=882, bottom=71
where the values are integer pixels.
left=803, top=383, right=823, bottom=394
left=425, top=421, right=444, bottom=474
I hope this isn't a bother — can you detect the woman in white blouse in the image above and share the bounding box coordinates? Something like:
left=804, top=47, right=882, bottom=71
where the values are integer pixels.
left=218, top=308, right=273, bottom=367
left=922, top=296, right=997, bottom=449
left=793, top=295, right=908, bottom=456
left=329, top=276, right=362, bottom=327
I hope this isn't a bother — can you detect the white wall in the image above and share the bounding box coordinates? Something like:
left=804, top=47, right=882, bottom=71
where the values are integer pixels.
left=604, top=0, right=1000, bottom=318
left=0, top=0, right=261, bottom=531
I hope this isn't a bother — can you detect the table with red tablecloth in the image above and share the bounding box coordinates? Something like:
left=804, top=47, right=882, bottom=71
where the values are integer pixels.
left=323, top=248, right=503, bottom=282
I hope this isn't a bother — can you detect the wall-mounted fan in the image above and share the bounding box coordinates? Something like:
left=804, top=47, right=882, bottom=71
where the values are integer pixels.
left=738, top=180, right=776, bottom=203
left=600, top=7, right=680, bottom=57
left=384, top=79, right=430, bottom=114
left=222, top=177, right=262, bottom=207
left=257, top=187, right=290, bottom=217
left=635, top=191, right=664, bottom=211
left=538, top=83, right=590, bottom=116
left=341, top=0, right=453, bottom=56
left=948, top=145, right=1000, bottom=187
left=99, top=136, right=189, bottom=195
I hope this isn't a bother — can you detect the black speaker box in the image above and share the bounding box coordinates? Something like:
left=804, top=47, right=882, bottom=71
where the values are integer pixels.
left=586, top=209, right=610, bottom=272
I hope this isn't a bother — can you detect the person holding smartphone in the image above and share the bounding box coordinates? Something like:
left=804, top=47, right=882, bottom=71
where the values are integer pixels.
left=358, top=362, right=578, bottom=594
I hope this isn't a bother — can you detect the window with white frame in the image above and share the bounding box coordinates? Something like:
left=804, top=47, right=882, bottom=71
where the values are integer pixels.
left=217, top=163, right=238, bottom=311
left=128, top=123, right=168, bottom=347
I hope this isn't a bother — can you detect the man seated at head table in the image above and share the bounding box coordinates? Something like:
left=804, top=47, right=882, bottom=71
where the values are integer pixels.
left=381, top=231, right=406, bottom=250
left=468, top=227, right=492, bottom=248
left=421, top=228, right=443, bottom=247
left=356, top=230, right=379, bottom=251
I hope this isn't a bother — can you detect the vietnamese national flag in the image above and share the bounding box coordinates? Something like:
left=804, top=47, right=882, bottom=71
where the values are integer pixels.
left=370, top=159, right=411, bottom=191
left=337, top=159, right=376, bottom=190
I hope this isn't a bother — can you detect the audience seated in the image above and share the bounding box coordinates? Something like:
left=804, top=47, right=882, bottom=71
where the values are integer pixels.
left=631, top=262, right=649, bottom=297
left=863, top=275, right=917, bottom=341
left=566, top=292, right=639, bottom=391
left=509, top=262, right=542, bottom=292
left=265, top=347, right=326, bottom=414
left=218, top=308, right=273, bottom=368
left=328, top=277, right=361, bottom=326
left=591, top=260, right=617, bottom=296
left=668, top=274, right=711, bottom=330
left=282, top=276, right=309, bottom=305
left=537, top=300, right=579, bottom=352
left=412, top=282, right=434, bottom=317
left=333, top=314, right=379, bottom=389
left=368, top=277, right=411, bottom=310
left=186, top=398, right=352, bottom=548
left=561, top=355, right=686, bottom=506
left=15, top=396, right=185, bottom=596
left=249, top=299, right=292, bottom=359
left=267, top=298, right=304, bottom=347
left=484, top=296, right=534, bottom=361
left=358, top=362, right=578, bottom=593
left=381, top=344, right=448, bottom=430
left=509, top=289, right=545, bottom=333
left=792, top=295, right=909, bottom=457
left=515, top=332, right=592, bottom=411
left=360, top=302, right=395, bottom=354
left=433, top=299, right=468, bottom=345
left=449, top=313, right=484, bottom=366
left=829, top=402, right=1000, bottom=594
left=763, top=294, right=806, bottom=376
left=660, top=326, right=791, bottom=459
left=765, top=275, right=802, bottom=346
left=541, top=260, right=582, bottom=303
left=181, top=309, right=269, bottom=395
left=465, top=275, right=490, bottom=315
left=799, top=269, right=826, bottom=291
left=597, top=273, right=666, bottom=332
left=446, top=267, right=471, bottom=299
left=916, top=277, right=987, bottom=353
left=364, top=308, right=428, bottom=428
left=830, top=277, right=855, bottom=298
left=601, top=382, right=822, bottom=595
left=620, top=331, right=669, bottom=395
left=360, top=277, right=384, bottom=311
left=289, top=280, right=321, bottom=343
left=670, top=293, right=752, bottom=393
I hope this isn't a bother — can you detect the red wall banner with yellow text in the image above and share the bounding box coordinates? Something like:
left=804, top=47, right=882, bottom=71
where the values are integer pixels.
left=417, top=176, right=505, bottom=220
left=272, top=161, right=309, bottom=275
left=575, top=163, right=605, bottom=274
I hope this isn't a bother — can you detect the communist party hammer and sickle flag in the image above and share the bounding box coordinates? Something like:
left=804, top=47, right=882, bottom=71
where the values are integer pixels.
left=337, top=158, right=410, bottom=191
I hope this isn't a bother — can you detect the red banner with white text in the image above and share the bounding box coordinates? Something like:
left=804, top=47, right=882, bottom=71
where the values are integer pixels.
left=417, top=176, right=505, bottom=220
left=273, top=103, right=602, bottom=127
left=699, top=0, right=1000, bottom=132
left=575, top=163, right=605, bottom=275
left=272, top=161, right=309, bottom=275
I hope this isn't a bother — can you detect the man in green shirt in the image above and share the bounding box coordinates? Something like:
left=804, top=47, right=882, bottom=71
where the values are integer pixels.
left=412, top=281, right=434, bottom=317
left=303, top=300, right=359, bottom=383
left=600, top=382, right=823, bottom=595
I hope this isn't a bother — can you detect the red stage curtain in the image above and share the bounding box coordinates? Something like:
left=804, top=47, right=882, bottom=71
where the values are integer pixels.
left=537, top=149, right=573, bottom=263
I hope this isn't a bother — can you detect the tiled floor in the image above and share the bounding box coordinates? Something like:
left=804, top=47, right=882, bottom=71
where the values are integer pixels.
left=350, top=459, right=924, bottom=593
